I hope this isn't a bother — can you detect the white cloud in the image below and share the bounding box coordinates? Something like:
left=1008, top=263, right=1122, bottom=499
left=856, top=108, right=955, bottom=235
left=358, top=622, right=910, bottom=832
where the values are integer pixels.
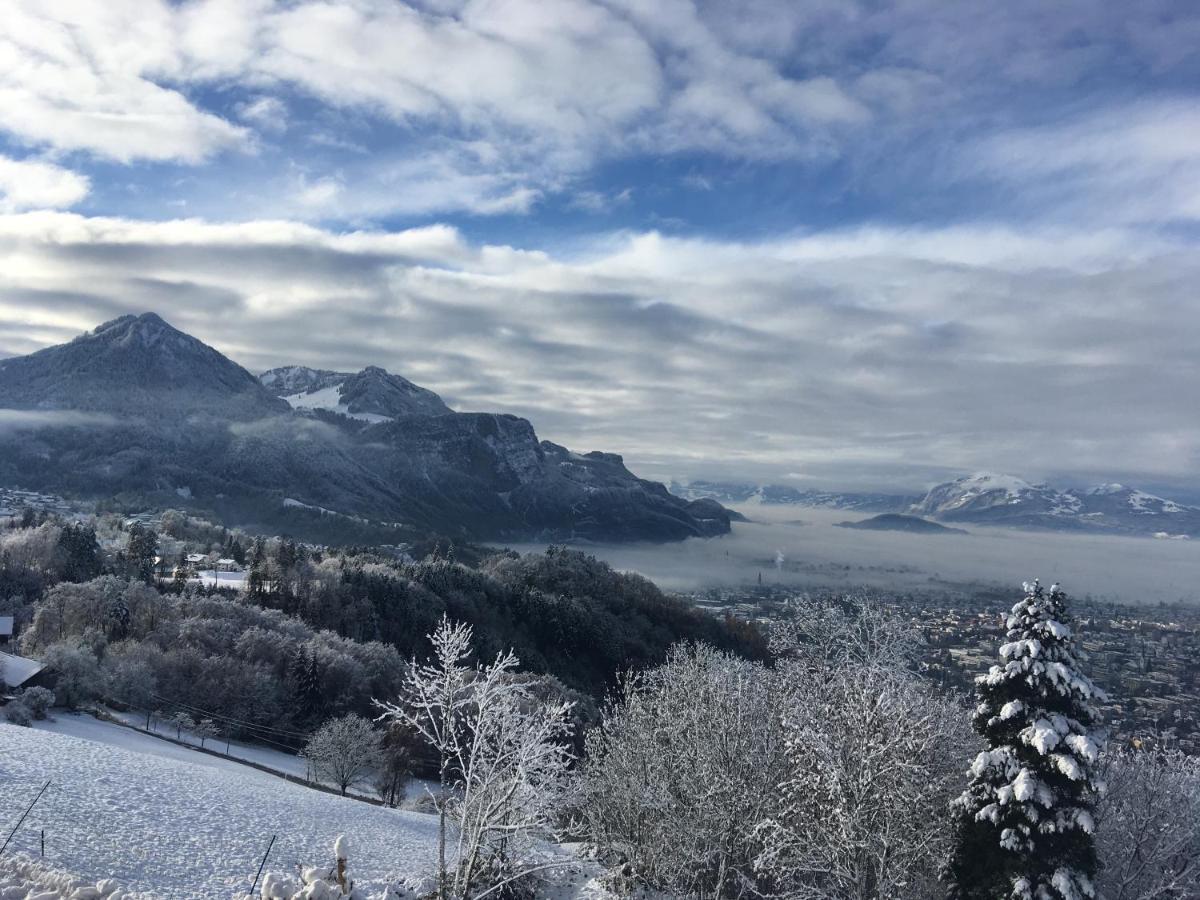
left=235, top=96, right=289, bottom=134
left=2, top=0, right=1195, bottom=224
left=0, top=409, right=116, bottom=432
left=0, top=1, right=247, bottom=162
left=0, top=0, right=877, bottom=193
left=0, top=156, right=90, bottom=212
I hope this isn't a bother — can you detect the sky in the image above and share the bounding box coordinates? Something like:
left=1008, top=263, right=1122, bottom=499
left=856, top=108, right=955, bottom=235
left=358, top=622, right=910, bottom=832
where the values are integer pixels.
left=1, top=1, right=1199, bottom=494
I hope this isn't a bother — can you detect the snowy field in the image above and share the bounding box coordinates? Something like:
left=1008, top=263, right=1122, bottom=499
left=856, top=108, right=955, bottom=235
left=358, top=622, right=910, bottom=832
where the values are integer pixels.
left=191, top=569, right=248, bottom=590
left=0, top=721, right=441, bottom=898
left=36, top=711, right=312, bottom=788
left=0, top=715, right=607, bottom=900
left=99, top=709, right=434, bottom=803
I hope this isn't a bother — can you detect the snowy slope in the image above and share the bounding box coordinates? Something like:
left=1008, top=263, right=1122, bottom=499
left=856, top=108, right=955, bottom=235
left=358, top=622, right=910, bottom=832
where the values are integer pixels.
left=282, top=385, right=393, bottom=423
left=36, top=712, right=309, bottom=786
left=0, top=723, right=441, bottom=899
left=0, top=854, right=130, bottom=900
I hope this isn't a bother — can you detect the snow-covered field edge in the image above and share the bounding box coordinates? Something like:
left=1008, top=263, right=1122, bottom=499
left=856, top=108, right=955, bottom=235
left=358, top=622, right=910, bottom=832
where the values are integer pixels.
left=0, top=853, right=137, bottom=900
left=0, top=718, right=613, bottom=900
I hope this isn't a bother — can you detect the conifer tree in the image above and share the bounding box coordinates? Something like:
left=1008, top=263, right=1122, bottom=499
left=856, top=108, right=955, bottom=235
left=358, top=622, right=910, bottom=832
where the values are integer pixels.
left=948, top=581, right=1106, bottom=900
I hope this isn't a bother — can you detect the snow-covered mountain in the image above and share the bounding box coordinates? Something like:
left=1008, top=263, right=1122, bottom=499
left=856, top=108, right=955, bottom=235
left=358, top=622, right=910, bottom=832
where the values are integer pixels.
left=0, top=312, right=287, bottom=421
left=911, top=473, right=1073, bottom=519
left=671, top=480, right=916, bottom=512
left=261, top=364, right=451, bottom=420
left=258, top=364, right=345, bottom=395
left=910, top=473, right=1200, bottom=536
left=674, top=472, right=1200, bottom=537
left=0, top=313, right=733, bottom=543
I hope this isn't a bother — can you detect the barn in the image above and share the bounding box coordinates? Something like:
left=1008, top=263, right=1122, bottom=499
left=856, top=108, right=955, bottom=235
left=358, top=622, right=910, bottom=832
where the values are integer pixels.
left=0, top=650, right=53, bottom=701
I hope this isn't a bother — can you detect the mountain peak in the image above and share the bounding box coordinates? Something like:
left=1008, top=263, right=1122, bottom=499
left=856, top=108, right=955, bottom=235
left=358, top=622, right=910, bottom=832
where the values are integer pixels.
left=0, top=311, right=286, bottom=420
left=92, top=311, right=172, bottom=336
left=957, top=472, right=1035, bottom=494
left=264, top=362, right=451, bottom=420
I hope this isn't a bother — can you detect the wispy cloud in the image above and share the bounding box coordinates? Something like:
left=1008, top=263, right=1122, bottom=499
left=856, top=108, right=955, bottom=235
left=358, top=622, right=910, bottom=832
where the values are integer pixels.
left=0, top=408, right=117, bottom=432
left=2, top=1, right=1197, bottom=221
left=964, top=99, right=1200, bottom=224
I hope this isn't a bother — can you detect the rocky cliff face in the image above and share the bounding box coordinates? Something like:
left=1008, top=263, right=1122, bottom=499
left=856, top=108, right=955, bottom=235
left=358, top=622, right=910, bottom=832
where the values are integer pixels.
left=0, top=313, right=732, bottom=543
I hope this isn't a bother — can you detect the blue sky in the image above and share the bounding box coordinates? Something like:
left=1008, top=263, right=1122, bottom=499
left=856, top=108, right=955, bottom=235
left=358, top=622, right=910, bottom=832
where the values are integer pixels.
left=1, top=1, right=1200, bottom=492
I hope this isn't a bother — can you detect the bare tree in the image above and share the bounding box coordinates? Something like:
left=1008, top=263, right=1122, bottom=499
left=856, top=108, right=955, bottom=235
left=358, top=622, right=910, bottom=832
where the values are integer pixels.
left=377, top=616, right=574, bottom=900
left=574, top=643, right=787, bottom=898
left=302, top=713, right=383, bottom=796
left=194, top=717, right=218, bottom=749
left=167, top=710, right=194, bottom=740
left=1095, top=749, right=1200, bottom=900
left=756, top=599, right=976, bottom=900
left=374, top=723, right=416, bottom=807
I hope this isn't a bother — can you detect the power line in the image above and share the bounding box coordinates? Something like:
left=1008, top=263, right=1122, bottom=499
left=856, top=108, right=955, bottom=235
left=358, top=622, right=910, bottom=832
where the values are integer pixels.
left=150, top=693, right=313, bottom=741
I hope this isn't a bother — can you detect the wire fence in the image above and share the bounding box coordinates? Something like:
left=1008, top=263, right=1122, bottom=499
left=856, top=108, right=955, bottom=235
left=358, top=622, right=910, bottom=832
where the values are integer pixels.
left=0, top=773, right=334, bottom=899
left=0, top=777, right=274, bottom=897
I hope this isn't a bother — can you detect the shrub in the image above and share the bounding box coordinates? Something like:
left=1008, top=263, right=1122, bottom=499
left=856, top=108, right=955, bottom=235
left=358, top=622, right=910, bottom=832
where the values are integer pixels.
left=4, top=701, right=33, bottom=726
left=20, top=686, right=55, bottom=720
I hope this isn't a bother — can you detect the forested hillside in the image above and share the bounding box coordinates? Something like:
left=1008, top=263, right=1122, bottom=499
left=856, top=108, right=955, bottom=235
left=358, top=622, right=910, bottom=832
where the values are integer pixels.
left=1, top=511, right=766, bottom=742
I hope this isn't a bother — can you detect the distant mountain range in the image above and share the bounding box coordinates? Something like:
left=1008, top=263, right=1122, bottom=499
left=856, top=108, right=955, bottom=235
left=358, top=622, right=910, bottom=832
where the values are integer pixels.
left=0, top=313, right=733, bottom=543
left=673, top=472, right=1200, bottom=538
left=671, top=480, right=917, bottom=513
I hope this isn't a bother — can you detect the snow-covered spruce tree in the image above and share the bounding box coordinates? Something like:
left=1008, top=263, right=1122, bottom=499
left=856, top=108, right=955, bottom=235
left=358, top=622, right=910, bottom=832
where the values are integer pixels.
left=948, top=581, right=1106, bottom=900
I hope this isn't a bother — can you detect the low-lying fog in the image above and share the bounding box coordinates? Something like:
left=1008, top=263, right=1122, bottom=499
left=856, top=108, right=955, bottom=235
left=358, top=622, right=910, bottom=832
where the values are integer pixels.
left=513, top=505, right=1200, bottom=605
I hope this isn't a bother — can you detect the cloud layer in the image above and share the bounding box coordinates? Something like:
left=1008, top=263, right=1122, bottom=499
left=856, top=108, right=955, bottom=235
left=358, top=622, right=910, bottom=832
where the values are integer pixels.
left=2, top=212, right=1197, bottom=490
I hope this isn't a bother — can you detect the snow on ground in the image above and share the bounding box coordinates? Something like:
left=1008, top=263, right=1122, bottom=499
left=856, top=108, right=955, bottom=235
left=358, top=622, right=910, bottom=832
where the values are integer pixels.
left=190, top=569, right=248, bottom=590
left=101, top=709, right=435, bottom=803
left=282, top=386, right=391, bottom=423
left=0, top=722, right=441, bottom=899
left=0, top=853, right=132, bottom=900
left=35, top=712, right=302, bottom=787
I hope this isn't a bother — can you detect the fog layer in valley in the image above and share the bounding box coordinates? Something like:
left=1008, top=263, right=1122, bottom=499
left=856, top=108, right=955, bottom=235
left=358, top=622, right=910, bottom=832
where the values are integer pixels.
left=514, top=505, right=1200, bottom=604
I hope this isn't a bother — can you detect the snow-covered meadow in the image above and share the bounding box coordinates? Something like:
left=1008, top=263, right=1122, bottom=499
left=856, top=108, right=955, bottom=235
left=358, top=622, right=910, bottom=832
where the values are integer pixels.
left=190, top=569, right=248, bottom=590
left=0, top=720, right=441, bottom=898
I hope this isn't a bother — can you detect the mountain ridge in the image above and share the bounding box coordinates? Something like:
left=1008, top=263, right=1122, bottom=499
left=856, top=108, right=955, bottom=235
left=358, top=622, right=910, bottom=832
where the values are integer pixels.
left=0, top=313, right=732, bottom=543
left=672, top=472, right=1200, bottom=538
